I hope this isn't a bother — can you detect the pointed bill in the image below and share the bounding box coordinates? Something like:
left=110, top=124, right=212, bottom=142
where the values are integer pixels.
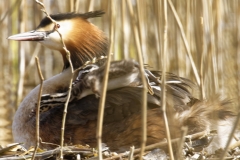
left=8, top=31, right=46, bottom=41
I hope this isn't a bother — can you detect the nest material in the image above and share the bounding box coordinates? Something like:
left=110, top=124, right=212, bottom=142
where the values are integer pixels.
left=1, top=130, right=240, bottom=160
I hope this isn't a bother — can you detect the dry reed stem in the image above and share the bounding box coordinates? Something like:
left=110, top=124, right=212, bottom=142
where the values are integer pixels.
left=201, top=0, right=218, bottom=95
left=39, top=137, right=60, bottom=148
left=168, top=0, right=200, bottom=86
left=75, top=0, right=80, bottom=12
left=178, top=127, right=188, bottom=160
left=121, top=0, right=128, bottom=59
left=88, top=0, right=94, bottom=12
left=230, top=0, right=240, bottom=153
left=70, top=0, right=74, bottom=12
left=31, top=57, right=44, bottom=160
left=59, top=46, right=74, bottom=160
left=208, top=4, right=219, bottom=94
left=216, top=0, right=224, bottom=95
left=136, top=0, right=147, bottom=63
left=96, top=1, right=115, bottom=159
left=70, top=0, right=80, bottom=12
left=237, top=0, right=240, bottom=102
left=200, top=16, right=206, bottom=99
left=16, top=0, right=26, bottom=107
left=128, top=146, right=134, bottom=160
left=155, top=1, right=162, bottom=71
left=35, top=1, right=74, bottom=159
left=160, top=0, right=175, bottom=159
left=126, top=0, right=148, bottom=159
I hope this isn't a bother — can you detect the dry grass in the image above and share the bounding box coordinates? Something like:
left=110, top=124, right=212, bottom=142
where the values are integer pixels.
left=0, top=0, right=239, bottom=159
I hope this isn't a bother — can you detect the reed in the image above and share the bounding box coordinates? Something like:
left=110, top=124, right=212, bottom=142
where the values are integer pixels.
left=1, top=0, right=239, bottom=159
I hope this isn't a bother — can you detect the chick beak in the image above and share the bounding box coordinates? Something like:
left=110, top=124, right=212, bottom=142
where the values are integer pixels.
left=8, top=30, right=46, bottom=41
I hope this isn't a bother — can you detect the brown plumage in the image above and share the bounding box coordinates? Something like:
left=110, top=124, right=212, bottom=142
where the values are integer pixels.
left=8, top=11, right=235, bottom=153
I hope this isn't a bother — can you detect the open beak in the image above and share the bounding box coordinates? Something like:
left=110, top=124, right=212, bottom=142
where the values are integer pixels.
left=8, top=30, right=46, bottom=41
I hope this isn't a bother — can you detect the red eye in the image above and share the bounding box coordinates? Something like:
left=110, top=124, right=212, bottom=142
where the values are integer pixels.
left=56, top=24, right=60, bottom=28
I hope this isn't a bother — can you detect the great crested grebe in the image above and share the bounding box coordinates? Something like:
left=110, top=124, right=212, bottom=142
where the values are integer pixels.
left=8, top=11, right=234, bottom=152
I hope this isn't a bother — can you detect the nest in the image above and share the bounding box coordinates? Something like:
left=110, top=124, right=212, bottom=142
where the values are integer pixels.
left=1, top=130, right=240, bottom=160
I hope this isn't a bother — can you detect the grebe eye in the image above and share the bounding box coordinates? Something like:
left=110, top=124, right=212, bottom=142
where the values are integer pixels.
left=56, top=24, right=60, bottom=28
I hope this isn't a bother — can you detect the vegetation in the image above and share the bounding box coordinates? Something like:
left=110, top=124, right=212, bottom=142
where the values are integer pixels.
left=0, top=0, right=239, bottom=159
